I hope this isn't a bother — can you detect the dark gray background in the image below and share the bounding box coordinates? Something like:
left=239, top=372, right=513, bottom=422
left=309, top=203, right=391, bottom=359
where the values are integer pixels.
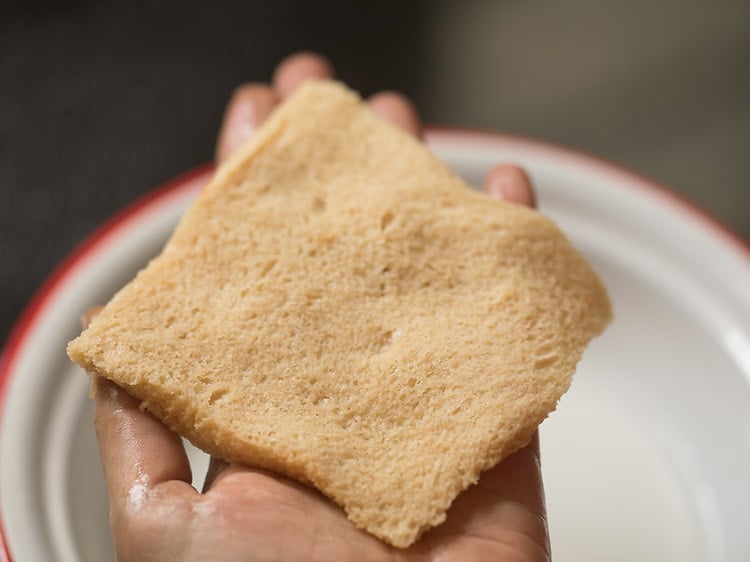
left=2, top=0, right=748, bottom=345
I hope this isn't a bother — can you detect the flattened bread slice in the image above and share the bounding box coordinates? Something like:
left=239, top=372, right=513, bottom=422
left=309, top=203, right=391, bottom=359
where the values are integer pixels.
left=68, top=81, right=611, bottom=548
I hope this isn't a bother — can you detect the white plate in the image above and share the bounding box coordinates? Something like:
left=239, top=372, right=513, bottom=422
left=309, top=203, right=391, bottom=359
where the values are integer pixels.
left=1, top=129, right=749, bottom=562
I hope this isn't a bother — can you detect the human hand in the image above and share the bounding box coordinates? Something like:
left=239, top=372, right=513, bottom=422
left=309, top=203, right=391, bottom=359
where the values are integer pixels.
left=92, top=52, right=549, bottom=562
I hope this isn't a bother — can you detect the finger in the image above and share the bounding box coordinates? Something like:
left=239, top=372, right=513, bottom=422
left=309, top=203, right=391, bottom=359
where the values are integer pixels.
left=368, top=91, right=422, bottom=138
left=484, top=164, right=537, bottom=208
left=203, top=458, right=323, bottom=496
left=215, top=84, right=278, bottom=163
left=422, top=431, right=549, bottom=558
left=273, top=51, right=334, bottom=100
left=93, top=377, right=195, bottom=511
left=479, top=432, right=545, bottom=515
left=80, top=305, right=103, bottom=328
left=202, top=456, right=229, bottom=492
left=474, top=431, right=550, bottom=555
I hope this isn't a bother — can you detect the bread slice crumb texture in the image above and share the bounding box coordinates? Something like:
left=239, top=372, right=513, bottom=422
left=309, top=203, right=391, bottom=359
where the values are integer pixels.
left=68, top=80, right=611, bottom=548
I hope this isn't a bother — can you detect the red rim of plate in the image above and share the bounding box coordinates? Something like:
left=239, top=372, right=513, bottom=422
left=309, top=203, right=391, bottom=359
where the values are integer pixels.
left=0, top=128, right=747, bottom=561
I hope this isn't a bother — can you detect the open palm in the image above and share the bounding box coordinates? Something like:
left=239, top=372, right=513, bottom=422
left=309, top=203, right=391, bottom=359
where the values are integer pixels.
left=92, top=53, right=548, bottom=562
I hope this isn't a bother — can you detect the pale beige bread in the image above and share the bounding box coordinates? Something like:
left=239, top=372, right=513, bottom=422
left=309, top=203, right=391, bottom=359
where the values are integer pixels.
left=67, top=80, right=611, bottom=548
